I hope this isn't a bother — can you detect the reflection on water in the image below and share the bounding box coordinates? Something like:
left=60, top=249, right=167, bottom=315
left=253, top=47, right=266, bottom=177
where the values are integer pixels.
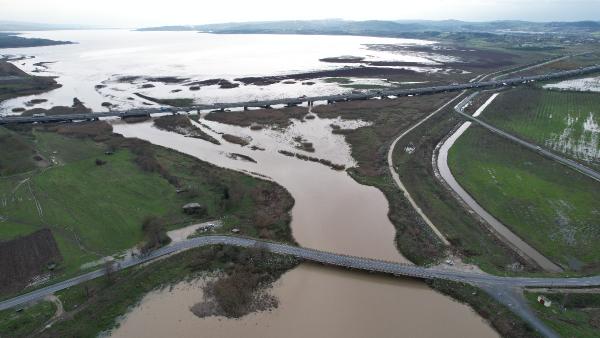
left=109, top=115, right=498, bottom=338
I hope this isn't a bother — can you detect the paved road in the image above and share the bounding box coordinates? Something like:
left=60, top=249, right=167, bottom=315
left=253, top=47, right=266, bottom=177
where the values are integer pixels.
left=386, top=92, right=466, bottom=245
left=2, top=235, right=600, bottom=313
left=444, top=95, right=564, bottom=273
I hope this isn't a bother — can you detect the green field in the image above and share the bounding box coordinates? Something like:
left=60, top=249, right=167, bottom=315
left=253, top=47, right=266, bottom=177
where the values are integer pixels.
left=0, top=300, right=56, bottom=337
left=481, top=88, right=600, bottom=170
left=0, top=131, right=183, bottom=276
left=448, top=126, right=600, bottom=271
left=525, top=292, right=600, bottom=337
left=0, top=124, right=293, bottom=287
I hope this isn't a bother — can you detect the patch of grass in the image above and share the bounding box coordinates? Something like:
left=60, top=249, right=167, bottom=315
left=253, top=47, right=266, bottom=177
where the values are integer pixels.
left=205, top=106, right=307, bottom=128
left=222, top=133, right=250, bottom=146
left=448, top=126, right=600, bottom=271
left=154, top=115, right=220, bottom=145
left=322, top=77, right=353, bottom=84
left=0, top=127, right=38, bottom=175
left=482, top=88, right=600, bottom=170
left=525, top=291, right=600, bottom=337
left=341, top=84, right=388, bottom=90
left=134, top=93, right=194, bottom=107
left=0, top=300, right=56, bottom=337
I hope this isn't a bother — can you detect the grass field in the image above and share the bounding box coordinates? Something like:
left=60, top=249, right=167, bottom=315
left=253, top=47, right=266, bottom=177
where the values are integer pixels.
left=0, top=131, right=182, bottom=276
left=448, top=126, right=600, bottom=271
left=525, top=292, right=600, bottom=337
left=481, top=88, right=600, bottom=170
left=0, top=300, right=56, bottom=337
left=0, top=123, right=294, bottom=294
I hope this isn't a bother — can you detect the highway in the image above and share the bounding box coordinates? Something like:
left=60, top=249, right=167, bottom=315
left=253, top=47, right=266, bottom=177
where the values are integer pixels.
left=1, top=63, right=599, bottom=125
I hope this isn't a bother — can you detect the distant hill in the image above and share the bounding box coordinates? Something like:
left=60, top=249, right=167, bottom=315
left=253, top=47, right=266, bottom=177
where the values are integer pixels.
left=0, top=20, right=96, bottom=31
left=138, top=19, right=600, bottom=36
left=0, top=32, right=73, bottom=48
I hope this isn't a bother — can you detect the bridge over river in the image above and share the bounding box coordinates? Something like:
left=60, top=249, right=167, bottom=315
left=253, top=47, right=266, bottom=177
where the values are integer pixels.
left=1, top=64, right=599, bottom=125
left=1, top=235, right=598, bottom=337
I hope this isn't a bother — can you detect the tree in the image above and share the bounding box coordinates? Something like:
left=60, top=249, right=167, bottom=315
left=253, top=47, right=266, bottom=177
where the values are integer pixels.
left=104, top=261, right=116, bottom=284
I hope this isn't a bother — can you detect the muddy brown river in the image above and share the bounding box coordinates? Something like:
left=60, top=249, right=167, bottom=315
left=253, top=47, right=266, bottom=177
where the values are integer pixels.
left=109, top=113, right=498, bottom=338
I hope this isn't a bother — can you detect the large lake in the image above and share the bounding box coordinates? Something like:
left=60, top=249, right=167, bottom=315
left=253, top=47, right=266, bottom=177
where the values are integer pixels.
left=1, top=30, right=440, bottom=114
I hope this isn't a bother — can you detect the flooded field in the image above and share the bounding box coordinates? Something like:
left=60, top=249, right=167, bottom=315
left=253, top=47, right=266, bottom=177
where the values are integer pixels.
left=109, top=113, right=498, bottom=338
left=481, top=88, right=600, bottom=166
left=545, top=111, right=600, bottom=164
left=544, top=76, right=600, bottom=92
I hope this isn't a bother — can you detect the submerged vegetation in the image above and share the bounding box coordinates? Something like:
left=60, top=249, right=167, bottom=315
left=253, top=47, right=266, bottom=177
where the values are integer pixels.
left=42, top=245, right=297, bottom=337
left=154, top=115, right=221, bottom=145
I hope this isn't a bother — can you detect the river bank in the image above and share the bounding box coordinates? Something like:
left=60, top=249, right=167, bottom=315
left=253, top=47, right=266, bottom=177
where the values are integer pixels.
left=106, top=113, right=500, bottom=338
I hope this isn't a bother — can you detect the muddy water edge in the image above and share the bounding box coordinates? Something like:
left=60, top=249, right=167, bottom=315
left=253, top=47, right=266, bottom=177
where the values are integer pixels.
left=109, top=113, right=498, bottom=338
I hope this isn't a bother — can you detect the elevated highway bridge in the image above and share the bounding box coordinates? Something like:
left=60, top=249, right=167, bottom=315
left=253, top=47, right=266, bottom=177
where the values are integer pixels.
left=1, top=64, right=599, bottom=126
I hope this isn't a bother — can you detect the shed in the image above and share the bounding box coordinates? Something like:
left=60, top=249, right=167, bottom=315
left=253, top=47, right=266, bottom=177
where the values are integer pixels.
left=182, top=202, right=206, bottom=215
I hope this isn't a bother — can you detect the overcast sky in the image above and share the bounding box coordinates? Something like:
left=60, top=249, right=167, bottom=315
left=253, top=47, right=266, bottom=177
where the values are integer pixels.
left=1, top=0, right=599, bottom=28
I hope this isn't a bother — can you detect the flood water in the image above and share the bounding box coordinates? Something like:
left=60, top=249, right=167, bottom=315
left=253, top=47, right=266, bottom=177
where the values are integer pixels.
left=111, top=265, right=496, bottom=338
left=109, top=113, right=498, bottom=338
left=0, top=30, right=439, bottom=114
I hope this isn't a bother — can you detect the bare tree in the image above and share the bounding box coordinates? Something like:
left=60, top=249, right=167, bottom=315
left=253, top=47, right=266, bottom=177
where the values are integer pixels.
left=104, top=261, right=116, bottom=284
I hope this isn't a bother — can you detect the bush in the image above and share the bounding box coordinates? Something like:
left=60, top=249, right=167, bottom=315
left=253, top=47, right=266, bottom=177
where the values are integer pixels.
left=140, top=216, right=171, bottom=253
